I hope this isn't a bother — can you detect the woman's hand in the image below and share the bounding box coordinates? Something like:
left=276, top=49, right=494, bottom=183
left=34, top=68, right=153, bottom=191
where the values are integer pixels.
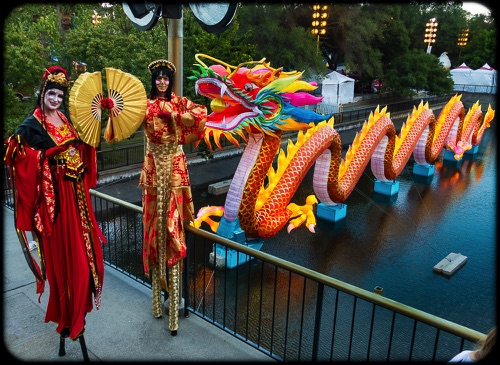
left=157, top=110, right=171, bottom=121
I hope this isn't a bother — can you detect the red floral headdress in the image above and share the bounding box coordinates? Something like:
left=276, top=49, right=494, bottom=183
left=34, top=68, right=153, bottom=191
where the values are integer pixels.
left=42, top=66, right=70, bottom=87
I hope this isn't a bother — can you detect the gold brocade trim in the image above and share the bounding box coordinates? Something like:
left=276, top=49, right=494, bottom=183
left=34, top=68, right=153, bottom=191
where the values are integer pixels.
left=152, top=266, right=163, bottom=318
left=53, top=146, right=86, bottom=180
left=168, top=262, right=180, bottom=331
left=57, top=123, right=73, bottom=139
left=146, top=140, right=178, bottom=295
left=75, top=178, right=102, bottom=308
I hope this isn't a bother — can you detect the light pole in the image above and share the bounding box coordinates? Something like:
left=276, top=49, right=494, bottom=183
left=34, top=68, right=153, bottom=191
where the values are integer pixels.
left=424, top=17, right=438, bottom=54
left=457, top=28, right=469, bottom=63
left=311, top=4, right=328, bottom=55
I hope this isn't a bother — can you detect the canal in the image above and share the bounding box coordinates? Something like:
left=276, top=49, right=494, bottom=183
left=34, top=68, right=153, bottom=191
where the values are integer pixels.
left=193, top=108, right=497, bottom=335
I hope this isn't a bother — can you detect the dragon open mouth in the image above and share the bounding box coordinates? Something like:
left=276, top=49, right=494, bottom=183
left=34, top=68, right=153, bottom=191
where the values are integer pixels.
left=195, top=78, right=263, bottom=132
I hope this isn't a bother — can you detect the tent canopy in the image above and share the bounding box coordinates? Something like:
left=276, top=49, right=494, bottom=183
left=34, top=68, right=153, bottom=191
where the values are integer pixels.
left=453, top=62, right=471, bottom=70
left=321, top=71, right=355, bottom=106
left=478, top=63, right=495, bottom=71
left=450, top=63, right=496, bottom=93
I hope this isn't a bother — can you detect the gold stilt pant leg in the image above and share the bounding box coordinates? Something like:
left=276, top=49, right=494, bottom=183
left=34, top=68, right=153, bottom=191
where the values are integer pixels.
left=152, top=266, right=163, bottom=318
left=168, top=262, right=180, bottom=331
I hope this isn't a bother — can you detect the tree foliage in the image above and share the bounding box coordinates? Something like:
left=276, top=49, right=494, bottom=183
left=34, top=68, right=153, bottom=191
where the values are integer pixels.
left=2, top=2, right=496, bottom=138
left=384, top=49, right=453, bottom=97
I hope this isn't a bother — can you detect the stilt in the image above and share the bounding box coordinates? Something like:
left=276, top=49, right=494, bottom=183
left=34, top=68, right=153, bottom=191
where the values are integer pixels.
left=58, top=328, right=70, bottom=357
left=79, top=334, right=90, bottom=362
left=152, top=266, right=162, bottom=318
left=58, top=337, right=66, bottom=357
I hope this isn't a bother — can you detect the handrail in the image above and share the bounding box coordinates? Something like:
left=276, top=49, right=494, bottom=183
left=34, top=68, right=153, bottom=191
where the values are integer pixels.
left=2, top=181, right=487, bottom=361
left=184, top=223, right=485, bottom=344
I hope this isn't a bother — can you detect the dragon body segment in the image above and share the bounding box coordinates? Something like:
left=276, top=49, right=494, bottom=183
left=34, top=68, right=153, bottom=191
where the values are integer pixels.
left=190, top=54, right=495, bottom=239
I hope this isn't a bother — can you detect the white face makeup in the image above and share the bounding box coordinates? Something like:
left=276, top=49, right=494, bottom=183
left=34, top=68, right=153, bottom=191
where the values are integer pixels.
left=43, top=88, right=65, bottom=112
left=155, top=76, right=169, bottom=94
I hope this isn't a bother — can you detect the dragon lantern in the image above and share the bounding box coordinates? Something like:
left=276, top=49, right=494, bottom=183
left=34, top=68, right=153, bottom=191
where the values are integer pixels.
left=189, top=54, right=495, bottom=246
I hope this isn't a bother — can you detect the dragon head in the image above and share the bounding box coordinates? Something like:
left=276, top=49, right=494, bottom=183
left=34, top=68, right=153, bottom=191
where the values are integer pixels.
left=188, top=54, right=330, bottom=150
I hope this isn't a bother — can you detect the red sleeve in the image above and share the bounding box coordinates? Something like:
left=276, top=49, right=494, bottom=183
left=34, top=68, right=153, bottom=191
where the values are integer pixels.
left=4, top=138, right=41, bottom=231
left=172, top=96, right=207, bottom=145
left=82, top=143, right=98, bottom=187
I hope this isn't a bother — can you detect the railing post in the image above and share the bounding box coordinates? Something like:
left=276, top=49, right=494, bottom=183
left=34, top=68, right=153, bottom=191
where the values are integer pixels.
left=311, top=282, right=324, bottom=361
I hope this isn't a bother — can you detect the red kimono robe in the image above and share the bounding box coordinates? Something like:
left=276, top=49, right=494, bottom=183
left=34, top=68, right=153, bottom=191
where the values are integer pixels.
left=4, top=107, right=105, bottom=340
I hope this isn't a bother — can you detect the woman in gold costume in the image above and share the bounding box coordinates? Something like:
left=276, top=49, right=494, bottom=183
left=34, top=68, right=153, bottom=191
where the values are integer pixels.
left=140, top=59, right=206, bottom=335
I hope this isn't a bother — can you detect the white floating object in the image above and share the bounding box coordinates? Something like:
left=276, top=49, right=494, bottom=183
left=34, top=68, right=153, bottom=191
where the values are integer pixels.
left=433, top=252, right=467, bottom=277
left=208, top=179, right=232, bottom=195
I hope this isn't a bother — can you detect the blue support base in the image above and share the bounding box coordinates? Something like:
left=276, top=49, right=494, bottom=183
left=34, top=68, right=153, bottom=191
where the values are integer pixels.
left=374, top=180, right=400, bottom=196
left=413, top=163, right=435, bottom=177
left=212, top=239, right=264, bottom=269
left=443, top=150, right=462, bottom=168
left=443, top=149, right=462, bottom=162
left=211, top=216, right=263, bottom=269
left=465, top=145, right=479, bottom=156
left=317, top=203, right=347, bottom=223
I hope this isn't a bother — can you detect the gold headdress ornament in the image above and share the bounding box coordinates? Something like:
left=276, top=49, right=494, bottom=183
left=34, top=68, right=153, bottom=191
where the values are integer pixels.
left=40, top=66, right=70, bottom=99
left=148, top=59, right=176, bottom=74
left=45, top=71, right=70, bottom=88
left=42, top=66, right=70, bottom=88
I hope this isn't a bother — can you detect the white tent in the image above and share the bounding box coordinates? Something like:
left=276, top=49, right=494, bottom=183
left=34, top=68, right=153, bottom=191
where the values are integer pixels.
left=471, top=63, right=497, bottom=94
left=450, top=62, right=497, bottom=94
left=450, top=63, right=474, bottom=92
left=319, top=71, right=355, bottom=113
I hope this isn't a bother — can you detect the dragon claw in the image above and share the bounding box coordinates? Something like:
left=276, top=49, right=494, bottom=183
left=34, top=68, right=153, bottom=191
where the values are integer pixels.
left=193, top=206, right=225, bottom=232
left=285, top=194, right=318, bottom=234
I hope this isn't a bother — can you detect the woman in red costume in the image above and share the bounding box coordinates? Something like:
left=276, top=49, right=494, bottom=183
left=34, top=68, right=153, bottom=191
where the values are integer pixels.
left=139, top=59, right=206, bottom=336
left=4, top=66, right=105, bottom=360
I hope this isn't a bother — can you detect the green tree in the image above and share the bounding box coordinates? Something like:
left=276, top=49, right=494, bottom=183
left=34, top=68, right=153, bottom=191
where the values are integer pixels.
left=3, top=2, right=496, bottom=138
left=384, top=49, right=453, bottom=97
left=459, top=14, right=496, bottom=69
left=235, top=4, right=326, bottom=79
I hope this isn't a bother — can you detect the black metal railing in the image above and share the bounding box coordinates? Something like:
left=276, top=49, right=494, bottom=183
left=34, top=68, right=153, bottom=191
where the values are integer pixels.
left=2, top=91, right=487, bottom=361
left=2, top=186, right=485, bottom=362
left=182, top=225, right=484, bottom=362
left=97, top=144, right=145, bottom=171
left=316, top=94, right=452, bottom=126
left=91, top=94, right=452, bottom=173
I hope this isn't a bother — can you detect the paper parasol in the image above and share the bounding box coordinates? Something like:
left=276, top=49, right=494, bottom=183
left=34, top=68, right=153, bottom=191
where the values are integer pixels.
left=69, top=68, right=147, bottom=146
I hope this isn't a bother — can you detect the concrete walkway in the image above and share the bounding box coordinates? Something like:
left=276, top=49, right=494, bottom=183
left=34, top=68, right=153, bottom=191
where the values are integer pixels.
left=2, top=207, right=273, bottom=362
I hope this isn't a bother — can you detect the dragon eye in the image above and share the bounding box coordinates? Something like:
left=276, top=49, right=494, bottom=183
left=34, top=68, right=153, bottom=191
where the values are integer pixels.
left=244, top=83, right=253, bottom=92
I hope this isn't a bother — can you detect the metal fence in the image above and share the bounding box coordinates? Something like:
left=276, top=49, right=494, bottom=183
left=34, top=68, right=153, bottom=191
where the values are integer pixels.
left=5, top=186, right=483, bottom=362
left=316, top=94, right=452, bottom=125
left=453, top=84, right=497, bottom=94
left=92, top=94, right=453, bottom=172
left=182, top=223, right=484, bottom=362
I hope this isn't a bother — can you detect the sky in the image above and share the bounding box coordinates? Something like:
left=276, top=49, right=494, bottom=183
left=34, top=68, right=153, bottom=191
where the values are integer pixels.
left=461, top=2, right=492, bottom=15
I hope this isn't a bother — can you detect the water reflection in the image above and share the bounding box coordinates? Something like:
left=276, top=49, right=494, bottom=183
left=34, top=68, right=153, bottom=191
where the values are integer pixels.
left=99, top=109, right=496, bottom=340
left=191, top=121, right=496, bottom=334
